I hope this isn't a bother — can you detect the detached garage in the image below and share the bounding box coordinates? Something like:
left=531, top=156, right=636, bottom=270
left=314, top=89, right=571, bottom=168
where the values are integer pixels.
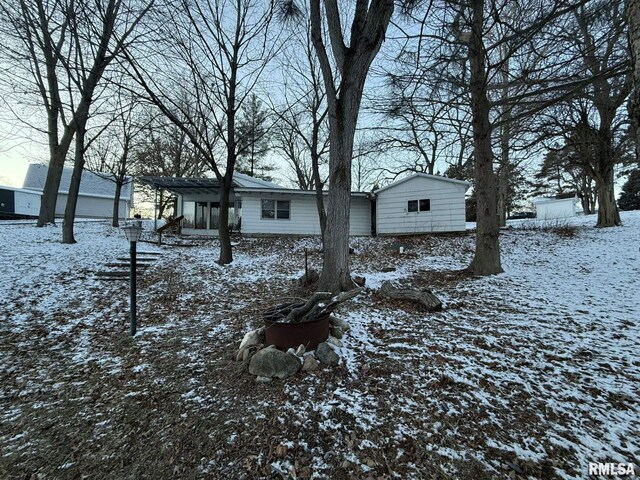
left=22, top=163, right=133, bottom=219
left=374, top=173, right=469, bottom=235
left=0, top=186, right=41, bottom=219
left=533, top=196, right=577, bottom=220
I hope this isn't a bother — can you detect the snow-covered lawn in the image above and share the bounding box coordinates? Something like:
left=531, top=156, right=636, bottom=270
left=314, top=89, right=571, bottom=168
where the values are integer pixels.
left=1, top=213, right=638, bottom=479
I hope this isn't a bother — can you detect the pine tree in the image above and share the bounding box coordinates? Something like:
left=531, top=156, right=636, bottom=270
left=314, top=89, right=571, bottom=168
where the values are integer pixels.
left=618, top=170, right=640, bottom=210
left=236, top=94, right=274, bottom=181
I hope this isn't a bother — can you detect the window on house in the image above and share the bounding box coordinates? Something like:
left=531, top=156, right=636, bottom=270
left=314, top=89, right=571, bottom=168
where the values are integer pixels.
left=261, top=199, right=290, bottom=220
left=408, top=199, right=431, bottom=213
left=195, top=201, right=208, bottom=229
left=277, top=200, right=290, bottom=219
left=210, top=202, right=220, bottom=229
left=183, top=201, right=196, bottom=228
left=261, top=199, right=275, bottom=219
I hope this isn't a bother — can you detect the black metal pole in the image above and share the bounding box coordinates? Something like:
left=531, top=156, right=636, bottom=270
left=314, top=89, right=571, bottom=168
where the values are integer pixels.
left=130, top=240, right=137, bottom=336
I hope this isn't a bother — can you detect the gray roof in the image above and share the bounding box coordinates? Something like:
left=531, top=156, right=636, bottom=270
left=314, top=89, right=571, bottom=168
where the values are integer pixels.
left=232, top=172, right=283, bottom=189
left=235, top=186, right=369, bottom=197
left=23, top=163, right=133, bottom=200
left=374, top=172, right=470, bottom=194
left=137, top=173, right=286, bottom=195
left=137, top=176, right=221, bottom=195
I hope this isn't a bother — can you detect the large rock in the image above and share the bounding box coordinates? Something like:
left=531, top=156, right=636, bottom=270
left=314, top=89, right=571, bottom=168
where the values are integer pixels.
left=302, top=355, right=319, bottom=372
left=239, top=327, right=265, bottom=351
left=315, top=342, right=340, bottom=366
left=249, top=346, right=301, bottom=379
left=329, top=315, right=350, bottom=332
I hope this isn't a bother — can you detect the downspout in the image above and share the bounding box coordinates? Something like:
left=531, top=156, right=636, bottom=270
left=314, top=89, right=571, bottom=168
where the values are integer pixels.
left=369, top=191, right=377, bottom=237
left=154, top=187, right=158, bottom=232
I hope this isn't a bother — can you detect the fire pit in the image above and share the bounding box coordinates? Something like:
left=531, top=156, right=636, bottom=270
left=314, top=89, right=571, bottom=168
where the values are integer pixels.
left=263, top=302, right=330, bottom=350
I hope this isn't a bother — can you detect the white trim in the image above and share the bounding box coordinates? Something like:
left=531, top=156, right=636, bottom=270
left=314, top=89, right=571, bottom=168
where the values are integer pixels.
left=0, top=185, right=42, bottom=194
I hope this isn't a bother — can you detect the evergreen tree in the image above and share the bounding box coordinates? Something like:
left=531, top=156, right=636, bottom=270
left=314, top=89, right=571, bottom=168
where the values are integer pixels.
left=236, top=94, right=274, bottom=181
left=618, top=170, right=640, bottom=210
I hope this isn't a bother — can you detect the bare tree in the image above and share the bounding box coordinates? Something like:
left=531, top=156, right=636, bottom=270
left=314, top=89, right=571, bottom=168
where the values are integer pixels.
left=280, top=0, right=394, bottom=291
left=571, top=1, right=631, bottom=226
left=134, top=108, right=206, bottom=220
left=125, top=0, right=278, bottom=264
left=85, top=90, right=148, bottom=227
left=0, top=0, right=152, bottom=234
left=272, top=14, right=329, bottom=240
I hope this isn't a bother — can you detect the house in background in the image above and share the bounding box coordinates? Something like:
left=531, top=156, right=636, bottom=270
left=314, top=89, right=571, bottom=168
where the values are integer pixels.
left=139, top=171, right=469, bottom=237
left=22, top=163, right=133, bottom=219
left=533, top=195, right=577, bottom=220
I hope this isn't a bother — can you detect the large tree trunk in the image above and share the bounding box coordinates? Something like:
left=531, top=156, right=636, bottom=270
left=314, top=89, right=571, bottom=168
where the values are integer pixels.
left=62, top=122, right=87, bottom=244
left=112, top=181, right=123, bottom=227
left=218, top=176, right=233, bottom=265
left=497, top=58, right=511, bottom=228
left=318, top=106, right=358, bottom=293
left=595, top=168, right=621, bottom=226
left=468, top=0, right=503, bottom=276
left=311, top=150, right=326, bottom=245
left=310, top=0, right=394, bottom=293
left=37, top=126, right=75, bottom=226
left=627, top=0, right=640, bottom=159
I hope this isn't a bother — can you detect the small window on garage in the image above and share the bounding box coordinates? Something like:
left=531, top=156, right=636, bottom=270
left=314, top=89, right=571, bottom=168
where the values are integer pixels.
left=419, top=199, right=431, bottom=211
left=408, top=200, right=418, bottom=212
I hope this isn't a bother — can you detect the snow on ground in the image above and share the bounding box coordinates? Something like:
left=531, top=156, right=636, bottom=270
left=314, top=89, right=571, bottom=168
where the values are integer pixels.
left=0, top=213, right=638, bottom=479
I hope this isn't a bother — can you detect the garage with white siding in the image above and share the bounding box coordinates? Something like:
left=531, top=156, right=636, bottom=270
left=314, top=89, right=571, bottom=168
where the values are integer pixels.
left=374, top=173, right=469, bottom=235
left=237, top=188, right=371, bottom=236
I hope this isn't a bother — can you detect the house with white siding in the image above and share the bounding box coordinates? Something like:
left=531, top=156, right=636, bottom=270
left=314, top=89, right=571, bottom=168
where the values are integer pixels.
left=236, top=187, right=371, bottom=236
left=138, top=171, right=468, bottom=237
left=22, top=163, right=133, bottom=219
left=374, top=173, right=469, bottom=234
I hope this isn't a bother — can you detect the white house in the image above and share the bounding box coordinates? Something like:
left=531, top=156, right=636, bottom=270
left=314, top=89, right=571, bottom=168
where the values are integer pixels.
left=374, top=173, right=469, bottom=234
left=138, top=171, right=468, bottom=237
left=22, top=163, right=133, bottom=219
left=533, top=196, right=577, bottom=220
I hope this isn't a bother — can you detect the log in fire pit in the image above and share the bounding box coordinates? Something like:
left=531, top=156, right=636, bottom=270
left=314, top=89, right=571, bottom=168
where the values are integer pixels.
left=262, top=290, right=360, bottom=350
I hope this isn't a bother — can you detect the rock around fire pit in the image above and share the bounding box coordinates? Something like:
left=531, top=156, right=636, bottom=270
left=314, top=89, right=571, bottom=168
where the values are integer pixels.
left=235, top=289, right=359, bottom=380
left=237, top=315, right=349, bottom=380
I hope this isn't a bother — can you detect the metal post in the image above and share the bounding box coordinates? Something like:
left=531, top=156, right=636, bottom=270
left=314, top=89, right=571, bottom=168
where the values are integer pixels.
left=130, top=240, right=137, bottom=336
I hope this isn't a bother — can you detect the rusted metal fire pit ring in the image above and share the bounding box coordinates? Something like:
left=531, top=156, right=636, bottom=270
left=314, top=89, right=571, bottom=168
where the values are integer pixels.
left=263, top=302, right=330, bottom=351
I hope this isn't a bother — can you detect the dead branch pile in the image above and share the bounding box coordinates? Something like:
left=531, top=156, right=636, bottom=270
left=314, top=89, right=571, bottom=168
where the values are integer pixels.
left=264, top=289, right=362, bottom=323
left=379, top=281, right=442, bottom=311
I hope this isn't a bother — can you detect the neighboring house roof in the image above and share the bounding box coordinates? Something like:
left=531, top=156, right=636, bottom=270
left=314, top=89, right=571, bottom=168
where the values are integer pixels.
left=23, top=163, right=133, bottom=200
left=234, top=187, right=369, bottom=198
left=374, top=172, right=470, bottom=194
